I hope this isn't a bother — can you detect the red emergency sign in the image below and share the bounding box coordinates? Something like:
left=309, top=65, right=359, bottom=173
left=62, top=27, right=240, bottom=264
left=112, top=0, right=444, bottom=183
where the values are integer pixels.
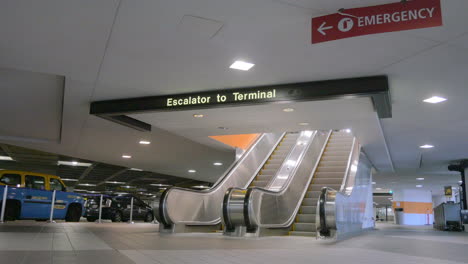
left=312, top=0, right=443, bottom=44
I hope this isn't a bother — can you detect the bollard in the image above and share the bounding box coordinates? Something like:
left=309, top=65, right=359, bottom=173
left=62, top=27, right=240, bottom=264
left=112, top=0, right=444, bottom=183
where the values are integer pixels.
left=48, top=190, right=57, bottom=223
left=0, top=185, right=8, bottom=223
left=128, top=197, right=134, bottom=224
left=98, top=194, right=103, bottom=223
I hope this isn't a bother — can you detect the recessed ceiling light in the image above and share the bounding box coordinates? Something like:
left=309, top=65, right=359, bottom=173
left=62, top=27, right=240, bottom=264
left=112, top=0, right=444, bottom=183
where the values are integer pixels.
left=139, top=140, right=151, bottom=145
left=130, top=168, right=143, bottom=171
left=423, top=96, right=447, bottom=104
left=416, top=178, right=425, bottom=181
left=298, top=123, right=309, bottom=126
left=229, top=60, right=255, bottom=71
left=58, top=161, right=92, bottom=167
left=372, top=182, right=376, bottom=185
left=345, top=129, right=351, bottom=133
left=122, top=155, right=132, bottom=159
left=77, top=183, right=97, bottom=187
left=193, top=114, right=204, bottom=118
left=459, top=181, right=463, bottom=184
left=419, top=144, right=434, bottom=149
left=150, top=184, right=172, bottom=187
left=283, top=108, right=294, bottom=112
left=376, top=188, right=382, bottom=190
left=213, top=162, right=223, bottom=166
left=0, top=156, right=14, bottom=161
left=61, top=178, right=79, bottom=182
left=218, top=127, right=228, bottom=130
left=416, top=185, right=423, bottom=188
left=106, top=181, right=125, bottom=184
left=188, top=169, right=196, bottom=173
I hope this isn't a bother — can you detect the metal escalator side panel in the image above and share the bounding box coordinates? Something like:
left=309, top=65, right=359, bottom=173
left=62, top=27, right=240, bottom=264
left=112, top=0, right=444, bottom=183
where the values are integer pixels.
left=247, top=130, right=332, bottom=228
left=162, top=132, right=285, bottom=227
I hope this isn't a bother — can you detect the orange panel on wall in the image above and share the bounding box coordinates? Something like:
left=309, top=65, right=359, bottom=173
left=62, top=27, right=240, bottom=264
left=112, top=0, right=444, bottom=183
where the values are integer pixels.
left=209, top=134, right=260, bottom=150
left=392, top=201, right=433, bottom=214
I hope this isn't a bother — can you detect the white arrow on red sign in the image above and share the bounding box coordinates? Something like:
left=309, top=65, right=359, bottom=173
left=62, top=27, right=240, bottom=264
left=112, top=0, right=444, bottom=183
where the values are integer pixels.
left=317, top=22, right=333, bottom=36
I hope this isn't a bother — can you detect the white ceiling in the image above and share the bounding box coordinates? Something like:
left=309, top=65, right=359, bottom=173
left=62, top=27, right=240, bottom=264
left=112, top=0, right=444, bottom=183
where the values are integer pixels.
left=0, top=0, right=467, bottom=193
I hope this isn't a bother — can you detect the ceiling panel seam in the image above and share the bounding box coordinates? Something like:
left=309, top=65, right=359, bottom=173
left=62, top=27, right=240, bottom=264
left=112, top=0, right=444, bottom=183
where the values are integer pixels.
left=73, top=0, right=124, bottom=154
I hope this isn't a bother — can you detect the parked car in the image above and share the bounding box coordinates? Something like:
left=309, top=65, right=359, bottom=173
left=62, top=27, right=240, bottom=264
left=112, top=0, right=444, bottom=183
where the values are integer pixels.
left=85, top=194, right=154, bottom=222
left=0, top=170, right=84, bottom=221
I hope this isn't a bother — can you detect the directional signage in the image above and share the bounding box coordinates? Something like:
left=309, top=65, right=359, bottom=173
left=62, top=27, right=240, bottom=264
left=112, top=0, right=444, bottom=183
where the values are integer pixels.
left=312, top=0, right=443, bottom=44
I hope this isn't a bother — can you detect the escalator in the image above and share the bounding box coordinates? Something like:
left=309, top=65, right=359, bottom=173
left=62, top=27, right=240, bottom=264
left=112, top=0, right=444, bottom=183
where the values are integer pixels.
left=223, top=130, right=373, bottom=240
left=290, top=131, right=353, bottom=237
left=250, top=133, right=299, bottom=188
left=154, top=132, right=300, bottom=233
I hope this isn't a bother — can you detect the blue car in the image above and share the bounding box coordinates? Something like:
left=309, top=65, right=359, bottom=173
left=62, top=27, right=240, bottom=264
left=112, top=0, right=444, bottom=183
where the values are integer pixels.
left=0, top=170, right=84, bottom=221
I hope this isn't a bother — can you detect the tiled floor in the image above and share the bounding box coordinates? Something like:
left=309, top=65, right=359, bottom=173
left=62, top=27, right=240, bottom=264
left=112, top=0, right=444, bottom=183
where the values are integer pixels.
left=0, top=221, right=467, bottom=264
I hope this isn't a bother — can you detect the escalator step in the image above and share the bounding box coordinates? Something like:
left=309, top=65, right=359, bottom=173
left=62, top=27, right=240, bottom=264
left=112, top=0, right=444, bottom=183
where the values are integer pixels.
left=256, top=174, right=273, bottom=181
left=300, top=206, right=317, bottom=214
left=312, top=178, right=343, bottom=185
left=301, top=198, right=318, bottom=206
left=305, top=191, right=321, bottom=198
left=289, top=231, right=317, bottom=237
left=309, top=184, right=341, bottom=192
left=316, top=166, right=347, bottom=173
left=250, top=180, right=268, bottom=187
left=296, top=214, right=316, bottom=223
left=293, top=223, right=316, bottom=232
left=314, top=172, right=344, bottom=178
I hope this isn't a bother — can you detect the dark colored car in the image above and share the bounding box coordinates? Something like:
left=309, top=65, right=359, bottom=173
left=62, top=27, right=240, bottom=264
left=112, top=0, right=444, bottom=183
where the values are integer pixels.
left=85, top=195, right=154, bottom=222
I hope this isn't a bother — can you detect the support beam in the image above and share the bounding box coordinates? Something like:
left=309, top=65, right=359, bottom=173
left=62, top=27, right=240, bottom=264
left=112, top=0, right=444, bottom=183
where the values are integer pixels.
left=77, top=163, right=98, bottom=182
left=90, top=76, right=391, bottom=131
left=97, top=168, right=129, bottom=186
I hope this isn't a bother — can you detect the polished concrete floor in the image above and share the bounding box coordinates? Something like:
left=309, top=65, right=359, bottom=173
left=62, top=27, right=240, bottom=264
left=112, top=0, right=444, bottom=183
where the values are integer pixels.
left=0, top=221, right=467, bottom=264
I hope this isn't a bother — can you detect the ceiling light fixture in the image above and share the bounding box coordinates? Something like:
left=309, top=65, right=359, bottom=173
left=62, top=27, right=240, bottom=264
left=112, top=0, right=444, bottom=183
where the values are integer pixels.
left=193, top=114, right=204, bottom=118
left=58, top=161, right=92, bottom=167
left=188, top=169, right=196, bottom=173
left=122, top=155, right=132, bottom=159
left=298, top=123, right=309, bottom=126
left=77, top=183, right=97, bottom=187
left=416, top=185, right=423, bottom=188
left=213, top=162, right=223, bottom=166
left=419, top=144, right=434, bottom=149
left=0, top=156, right=13, bottom=161
left=61, top=178, right=79, bottom=182
left=218, top=127, right=228, bottom=130
left=150, top=184, right=171, bottom=187
left=130, top=168, right=143, bottom=171
left=376, top=188, right=382, bottom=190
left=229, top=60, right=255, bottom=71
left=345, top=129, right=351, bottom=133
left=139, top=140, right=151, bottom=145
left=372, top=182, right=376, bottom=185
left=283, top=108, right=295, bottom=113
left=106, top=181, right=125, bottom=184
left=423, top=96, right=447, bottom=104
left=416, top=178, right=425, bottom=181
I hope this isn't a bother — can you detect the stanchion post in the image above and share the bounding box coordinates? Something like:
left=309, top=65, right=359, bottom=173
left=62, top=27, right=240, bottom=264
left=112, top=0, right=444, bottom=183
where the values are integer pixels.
left=0, top=185, right=8, bottom=223
left=128, top=197, right=134, bottom=224
left=48, top=190, right=57, bottom=223
left=98, top=194, right=103, bottom=223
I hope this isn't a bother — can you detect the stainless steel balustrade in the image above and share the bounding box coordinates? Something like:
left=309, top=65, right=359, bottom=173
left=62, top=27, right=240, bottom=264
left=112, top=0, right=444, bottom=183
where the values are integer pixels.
left=317, top=140, right=374, bottom=240
left=154, top=132, right=284, bottom=232
left=223, top=130, right=331, bottom=234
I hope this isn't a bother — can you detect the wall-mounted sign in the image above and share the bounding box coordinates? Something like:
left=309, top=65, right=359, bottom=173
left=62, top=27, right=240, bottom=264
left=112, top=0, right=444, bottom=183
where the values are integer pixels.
left=312, top=0, right=442, bottom=44
left=444, top=186, right=453, bottom=197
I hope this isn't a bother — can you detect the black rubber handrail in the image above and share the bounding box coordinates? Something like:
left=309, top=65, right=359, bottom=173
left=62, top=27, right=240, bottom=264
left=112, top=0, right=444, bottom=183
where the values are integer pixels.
left=222, top=188, right=235, bottom=232
left=318, top=187, right=330, bottom=237
left=158, top=188, right=172, bottom=229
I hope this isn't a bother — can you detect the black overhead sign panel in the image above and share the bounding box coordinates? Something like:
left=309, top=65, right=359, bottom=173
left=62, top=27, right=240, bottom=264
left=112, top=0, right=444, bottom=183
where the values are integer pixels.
left=90, top=76, right=391, bottom=132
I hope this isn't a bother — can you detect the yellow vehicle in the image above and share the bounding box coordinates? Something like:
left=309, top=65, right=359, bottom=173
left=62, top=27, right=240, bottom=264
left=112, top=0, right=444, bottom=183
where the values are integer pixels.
left=0, top=170, right=67, bottom=191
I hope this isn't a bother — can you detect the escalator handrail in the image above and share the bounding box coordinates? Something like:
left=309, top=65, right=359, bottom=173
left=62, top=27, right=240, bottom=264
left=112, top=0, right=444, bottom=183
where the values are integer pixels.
left=244, top=130, right=331, bottom=229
